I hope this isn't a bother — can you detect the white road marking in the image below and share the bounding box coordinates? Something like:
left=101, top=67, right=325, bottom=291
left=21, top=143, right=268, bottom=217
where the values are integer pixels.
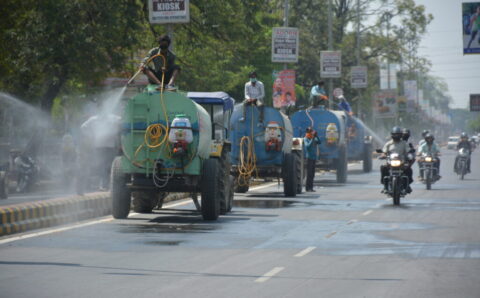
left=347, top=219, right=357, bottom=225
left=255, top=267, right=285, bottom=283
left=325, top=231, right=337, bottom=239
left=294, top=246, right=316, bottom=257
left=0, top=199, right=192, bottom=245
left=249, top=182, right=278, bottom=191
left=362, top=210, right=373, bottom=216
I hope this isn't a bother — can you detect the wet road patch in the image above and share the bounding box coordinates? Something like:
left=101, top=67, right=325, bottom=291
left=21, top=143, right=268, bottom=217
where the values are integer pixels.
left=233, top=199, right=314, bottom=209
left=118, top=223, right=218, bottom=234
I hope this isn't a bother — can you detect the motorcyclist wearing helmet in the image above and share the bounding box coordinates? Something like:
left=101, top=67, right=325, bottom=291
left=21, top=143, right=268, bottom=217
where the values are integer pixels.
left=418, top=133, right=441, bottom=180
left=402, top=128, right=415, bottom=187
left=418, top=129, right=429, bottom=148
left=455, top=132, right=472, bottom=173
left=380, top=127, right=409, bottom=193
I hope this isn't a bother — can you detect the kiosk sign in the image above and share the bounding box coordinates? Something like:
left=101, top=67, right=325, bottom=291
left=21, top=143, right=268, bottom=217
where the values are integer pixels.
left=350, top=66, right=367, bottom=88
left=272, top=27, right=299, bottom=63
left=149, top=0, right=190, bottom=24
left=320, top=51, right=341, bottom=78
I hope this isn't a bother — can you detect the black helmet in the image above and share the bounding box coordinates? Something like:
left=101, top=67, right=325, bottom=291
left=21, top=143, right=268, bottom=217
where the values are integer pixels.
left=402, top=128, right=411, bottom=141
left=248, top=71, right=257, bottom=78
left=391, top=126, right=403, bottom=141
left=425, top=133, right=434, bottom=144
left=460, top=132, right=468, bottom=140
left=157, top=34, right=171, bottom=45
left=422, top=129, right=429, bottom=138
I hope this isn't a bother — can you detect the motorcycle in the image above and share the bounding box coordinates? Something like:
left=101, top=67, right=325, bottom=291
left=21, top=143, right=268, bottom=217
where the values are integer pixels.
left=378, top=150, right=410, bottom=205
left=455, top=148, right=470, bottom=180
left=418, top=153, right=439, bottom=190
left=15, top=156, right=38, bottom=193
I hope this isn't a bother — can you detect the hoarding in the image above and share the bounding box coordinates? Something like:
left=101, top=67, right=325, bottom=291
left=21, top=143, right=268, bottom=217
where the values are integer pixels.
left=379, top=63, right=397, bottom=90
left=272, top=70, right=296, bottom=108
left=149, top=0, right=190, bottom=24
left=404, top=80, right=418, bottom=113
left=320, top=51, right=342, bottom=78
left=463, top=2, right=480, bottom=54
left=374, top=90, right=397, bottom=118
left=471, top=94, right=480, bottom=111
left=272, top=27, right=299, bottom=63
left=350, top=66, right=367, bottom=88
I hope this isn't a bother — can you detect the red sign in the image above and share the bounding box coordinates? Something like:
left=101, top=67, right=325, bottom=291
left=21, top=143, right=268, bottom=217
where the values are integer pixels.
left=272, top=70, right=296, bottom=108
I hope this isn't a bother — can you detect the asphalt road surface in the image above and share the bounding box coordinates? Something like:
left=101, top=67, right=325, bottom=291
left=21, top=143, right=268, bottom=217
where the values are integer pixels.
left=0, top=149, right=479, bottom=298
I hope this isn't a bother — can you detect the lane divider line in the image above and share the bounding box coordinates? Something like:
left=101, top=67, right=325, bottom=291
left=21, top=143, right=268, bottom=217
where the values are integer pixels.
left=255, top=267, right=285, bottom=283
left=294, top=246, right=316, bottom=257
left=325, top=231, right=337, bottom=239
left=362, top=210, right=373, bottom=216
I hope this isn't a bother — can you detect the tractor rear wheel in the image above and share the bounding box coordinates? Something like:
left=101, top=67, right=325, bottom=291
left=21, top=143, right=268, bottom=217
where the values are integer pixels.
left=111, top=157, right=131, bottom=219
left=293, top=150, right=304, bottom=194
left=336, top=145, right=348, bottom=183
left=283, top=153, right=298, bottom=197
left=363, top=143, right=373, bottom=173
left=201, top=158, right=221, bottom=220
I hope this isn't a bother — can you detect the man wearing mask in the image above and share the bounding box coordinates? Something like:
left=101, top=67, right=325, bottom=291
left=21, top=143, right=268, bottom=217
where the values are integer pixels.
left=310, top=81, right=328, bottom=107
left=455, top=132, right=472, bottom=173
left=304, top=127, right=321, bottom=192
left=418, top=133, right=441, bottom=180
left=241, top=71, right=265, bottom=124
left=142, top=34, right=181, bottom=89
left=380, top=127, right=409, bottom=193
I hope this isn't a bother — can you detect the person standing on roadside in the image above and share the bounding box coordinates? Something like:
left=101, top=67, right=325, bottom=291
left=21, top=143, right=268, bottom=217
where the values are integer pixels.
left=304, top=127, right=321, bottom=192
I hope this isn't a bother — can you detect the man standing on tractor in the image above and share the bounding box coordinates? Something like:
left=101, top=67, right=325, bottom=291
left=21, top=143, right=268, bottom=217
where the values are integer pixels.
left=241, top=71, right=265, bottom=124
left=141, top=34, right=181, bottom=89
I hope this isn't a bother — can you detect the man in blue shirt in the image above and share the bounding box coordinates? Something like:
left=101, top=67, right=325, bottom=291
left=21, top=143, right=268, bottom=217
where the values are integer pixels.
left=304, top=127, right=321, bottom=192
left=337, top=95, right=352, bottom=114
left=310, top=81, right=328, bottom=107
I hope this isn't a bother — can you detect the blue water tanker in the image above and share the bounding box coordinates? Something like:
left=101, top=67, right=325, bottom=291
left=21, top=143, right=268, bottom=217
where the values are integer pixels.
left=290, top=106, right=372, bottom=183
left=229, top=105, right=303, bottom=196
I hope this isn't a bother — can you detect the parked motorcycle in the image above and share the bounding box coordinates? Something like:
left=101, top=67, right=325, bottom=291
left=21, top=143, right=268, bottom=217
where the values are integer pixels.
left=418, top=153, right=439, bottom=190
left=378, top=150, right=410, bottom=205
left=15, top=156, right=38, bottom=193
left=455, top=148, right=470, bottom=180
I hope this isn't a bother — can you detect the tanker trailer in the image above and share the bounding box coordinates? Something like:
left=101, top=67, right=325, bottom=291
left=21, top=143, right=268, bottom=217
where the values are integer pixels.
left=229, top=105, right=303, bottom=196
left=111, top=86, right=233, bottom=221
left=345, top=116, right=373, bottom=173
left=291, top=106, right=349, bottom=183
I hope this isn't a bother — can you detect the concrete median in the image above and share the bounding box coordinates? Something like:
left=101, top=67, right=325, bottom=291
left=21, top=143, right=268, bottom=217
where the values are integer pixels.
left=0, top=192, right=189, bottom=236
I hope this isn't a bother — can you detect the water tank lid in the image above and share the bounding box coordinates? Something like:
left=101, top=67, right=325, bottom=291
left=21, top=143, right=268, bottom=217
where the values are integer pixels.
left=187, top=92, right=235, bottom=112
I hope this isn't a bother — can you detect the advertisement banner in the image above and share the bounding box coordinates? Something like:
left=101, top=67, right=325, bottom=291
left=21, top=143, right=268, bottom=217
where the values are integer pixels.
left=463, top=2, right=480, bottom=54
left=272, top=27, right=299, bottom=63
left=404, top=80, right=417, bottom=113
left=351, top=66, right=368, bottom=88
left=379, top=63, right=397, bottom=90
left=149, top=0, right=190, bottom=24
left=374, top=90, right=397, bottom=118
left=272, top=70, right=296, bottom=108
left=320, top=51, right=342, bottom=78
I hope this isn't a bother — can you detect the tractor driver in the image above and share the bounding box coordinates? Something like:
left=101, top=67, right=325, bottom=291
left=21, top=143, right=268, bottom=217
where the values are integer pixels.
left=141, top=34, right=181, bottom=89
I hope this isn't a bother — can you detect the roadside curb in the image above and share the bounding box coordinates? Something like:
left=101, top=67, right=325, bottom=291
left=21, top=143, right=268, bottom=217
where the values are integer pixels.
left=0, top=192, right=189, bottom=237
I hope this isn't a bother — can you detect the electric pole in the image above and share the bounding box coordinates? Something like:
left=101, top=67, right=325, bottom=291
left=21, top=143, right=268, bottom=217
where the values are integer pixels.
left=328, top=0, right=333, bottom=109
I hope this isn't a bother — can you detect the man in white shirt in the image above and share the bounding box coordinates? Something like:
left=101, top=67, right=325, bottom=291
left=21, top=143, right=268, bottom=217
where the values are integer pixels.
left=241, top=71, right=265, bottom=124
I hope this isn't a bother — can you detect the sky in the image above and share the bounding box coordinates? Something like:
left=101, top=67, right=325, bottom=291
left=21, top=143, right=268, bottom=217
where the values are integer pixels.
left=416, top=0, right=480, bottom=109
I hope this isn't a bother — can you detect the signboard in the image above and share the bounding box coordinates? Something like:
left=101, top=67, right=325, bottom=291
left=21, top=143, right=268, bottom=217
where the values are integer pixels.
left=374, top=90, right=397, bottom=118
left=320, top=51, right=341, bottom=78
left=272, top=70, right=296, bottom=108
left=272, top=27, right=299, bottom=63
left=379, top=63, right=397, bottom=90
left=149, top=0, right=190, bottom=24
left=350, top=66, right=367, bottom=88
left=462, top=2, right=480, bottom=54
left=471, top=94, right=480, bottom=111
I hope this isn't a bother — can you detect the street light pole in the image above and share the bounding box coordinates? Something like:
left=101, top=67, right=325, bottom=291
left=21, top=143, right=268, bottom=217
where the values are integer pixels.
left=284, top=0, right=289, bottom=70
left=328, top=0, right=333, bottom=109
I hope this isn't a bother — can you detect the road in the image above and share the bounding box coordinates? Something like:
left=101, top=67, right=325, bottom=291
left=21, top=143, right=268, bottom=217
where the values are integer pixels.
left=0, top=149, right=479, bottom=298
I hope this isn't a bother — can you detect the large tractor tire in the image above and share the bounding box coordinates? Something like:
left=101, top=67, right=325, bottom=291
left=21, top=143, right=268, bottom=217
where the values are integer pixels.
left=0, top=171, right=8, bottom=200
left=336, top=145, right=348, bottom=183
left=201, top=158, right=221, bottom=220
left=362, top=143, right=373, bottom=173
left=111, top=157, right=131, bottom=219
left=132, top=191, right=159, bottom=213
left=283, top=153, right=298, bottom=197
left=293, top=150, right=304, bottom=194
left=219, top=148, right=232, bottom=215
